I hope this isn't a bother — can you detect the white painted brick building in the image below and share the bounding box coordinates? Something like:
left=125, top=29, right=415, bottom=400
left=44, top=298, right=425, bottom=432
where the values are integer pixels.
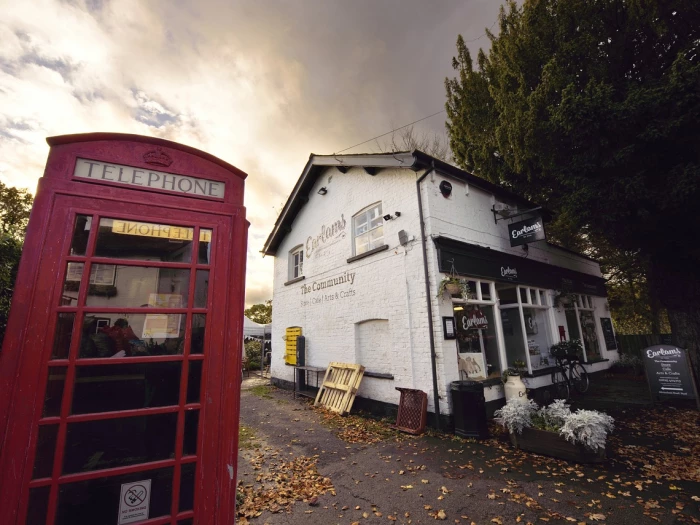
left=263, top=151, right=619, bottom=424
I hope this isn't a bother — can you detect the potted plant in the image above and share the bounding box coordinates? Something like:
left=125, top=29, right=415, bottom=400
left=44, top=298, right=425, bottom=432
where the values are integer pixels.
left=502, top=360, right=527, bottom=401
left=553, top=290, right=578, bottom=308
left=494, top=398, right=614, bottom=463
left=436, top=275, right=470, bottom=300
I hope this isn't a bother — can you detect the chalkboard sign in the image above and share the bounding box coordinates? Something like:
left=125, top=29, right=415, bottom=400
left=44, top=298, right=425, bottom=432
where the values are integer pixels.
left=599, top=317, right=617, bottom=350
left=642, top=345, right=698, bottom=403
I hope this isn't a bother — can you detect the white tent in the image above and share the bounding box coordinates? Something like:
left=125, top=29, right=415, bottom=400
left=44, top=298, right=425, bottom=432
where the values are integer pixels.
left=243, top=316, right=270, bottom=340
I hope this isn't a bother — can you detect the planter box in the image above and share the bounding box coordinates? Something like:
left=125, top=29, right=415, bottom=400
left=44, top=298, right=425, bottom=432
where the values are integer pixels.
left=509, top=427, right=606, bottom=463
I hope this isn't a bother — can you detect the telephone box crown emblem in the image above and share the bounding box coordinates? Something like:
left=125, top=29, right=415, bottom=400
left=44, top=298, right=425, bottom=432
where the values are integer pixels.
left=143, top=148, right=173, bottom=167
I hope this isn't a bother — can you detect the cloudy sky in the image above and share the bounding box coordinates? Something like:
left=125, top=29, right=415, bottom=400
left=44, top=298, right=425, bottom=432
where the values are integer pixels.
left=0, top=0, right=503, bottom=307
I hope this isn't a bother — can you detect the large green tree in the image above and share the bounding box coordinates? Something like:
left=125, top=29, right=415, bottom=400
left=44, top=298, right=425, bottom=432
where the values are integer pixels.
left=244, top=300, right=272, bottom=325
left=446, top=1, right=700, bottom=373
left=0, top=182, right=34, bottom=347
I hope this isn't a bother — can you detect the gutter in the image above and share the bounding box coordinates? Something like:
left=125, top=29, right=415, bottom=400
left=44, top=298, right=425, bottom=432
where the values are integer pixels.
left=415, top=161, right=442, bottom=430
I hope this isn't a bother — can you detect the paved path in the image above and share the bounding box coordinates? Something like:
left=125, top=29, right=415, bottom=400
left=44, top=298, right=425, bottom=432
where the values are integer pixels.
left=236, top=380, right=700, bottom=525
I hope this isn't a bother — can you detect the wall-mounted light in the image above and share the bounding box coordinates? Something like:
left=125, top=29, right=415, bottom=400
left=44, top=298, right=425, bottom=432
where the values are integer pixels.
left=439, top=180, right=452, bottom=197
left=383, top=211, right=401, bottom=221
left=317, top=187, right=327, bottom=195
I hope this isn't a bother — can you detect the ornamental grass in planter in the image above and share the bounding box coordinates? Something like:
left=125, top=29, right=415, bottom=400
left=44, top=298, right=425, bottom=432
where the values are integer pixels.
left=494, top=399, right=614, bottom=463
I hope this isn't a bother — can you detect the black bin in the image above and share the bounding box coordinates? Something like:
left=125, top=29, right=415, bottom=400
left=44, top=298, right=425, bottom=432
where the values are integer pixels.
left=451, top=380, right=489, bottom=439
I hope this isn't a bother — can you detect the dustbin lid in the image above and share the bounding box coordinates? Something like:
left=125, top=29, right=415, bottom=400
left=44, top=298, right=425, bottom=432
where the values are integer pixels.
left=450, top=380, right=485, bottom=392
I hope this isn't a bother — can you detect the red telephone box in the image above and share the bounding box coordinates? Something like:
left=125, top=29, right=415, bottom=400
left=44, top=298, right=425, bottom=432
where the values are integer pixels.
left=0, top=133, right=248, bottom=525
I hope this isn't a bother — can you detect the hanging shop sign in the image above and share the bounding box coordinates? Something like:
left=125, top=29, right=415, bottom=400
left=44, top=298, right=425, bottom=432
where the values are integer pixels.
left=508, top=215, right=546, bottom=247
left=74, top=158, right=225, bottom=198
left=642, top=345, right=699, bottom=406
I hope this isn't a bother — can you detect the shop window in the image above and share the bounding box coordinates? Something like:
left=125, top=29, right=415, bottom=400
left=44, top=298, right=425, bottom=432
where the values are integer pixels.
left=563, top=295, right=601, bottom=362
left=454, top=304, right=500, bottom=379
left=352, top=203, right=383, bottom=256
left=289, top=245, right=303, bottom=280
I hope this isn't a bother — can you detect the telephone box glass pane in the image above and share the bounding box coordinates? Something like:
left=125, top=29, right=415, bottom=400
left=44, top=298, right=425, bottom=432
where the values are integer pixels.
left=32, top=425, right=58, bottom=479
left=52, top=313, right=75, bottom=359
left=61, top=262, right=84, bottom=307
left=183, top=410, right=199, bottom=456
left=198, top=229, right=213, bottom=264
left=43, top=366, right=66, bottom=417
left=79, top=314, right=186, bottom=358
left=194, top=270, right=209, bottom=308
left=26, top=486, right=50, bottom=525
left=190, top=314, right=206, bottom=354
left=186, top=361, right=202, bottom=404
left=63, top=413, right=178, bottom=474
left=179, top=462, right=196, bottom=512
left=56, top=467, right=173, bottom=525
left=95, top=218, right=194, bottom=263
left=70, top=215, right=92, bottom=256
left=84, top=265, right=190, bottom=308
left=72, top=362, right=181, bottom=414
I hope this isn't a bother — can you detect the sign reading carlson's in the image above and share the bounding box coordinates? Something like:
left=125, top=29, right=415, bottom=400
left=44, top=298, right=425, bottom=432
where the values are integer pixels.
left=73, top=158, right=225, bottom=198
left=508, top=215, right=546, bottom=247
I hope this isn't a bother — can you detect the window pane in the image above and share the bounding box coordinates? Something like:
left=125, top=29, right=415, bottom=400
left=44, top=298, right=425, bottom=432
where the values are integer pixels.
left=565, top=309, right=582, bottom=343
left=63, top=413, right=178, bottom=474
left=497, top=285, right=518, bottom=305
left=72, top=362, right=181, bottom=414
left=61, top=262, right=84, bottom=306
left=79, top=314, right=186, bottom=358
left=52, top=313, right=75, bottom=359
left=43, top=367, right=66, bottom=417
left=466, top=280, right=478, bottom=301
left=500, top=308, right=528, bottom=368
left=32, top=425, right=58, bottom=479
left=355, top=234, right=369, bottom=255
left=26, top=486, right=50, bottom=525
left=56, top=468, right=173, bottom=525
left=539, top=290, right=546, bottom=306
left=187, top=361, right=202, bottom=404
left=523, top=308, right=551, bottom=369
left=84, top=265, right=190, bottom=308
left=519, top=288, right=529, bottom=304
left=354, top=215, right=368, bottom=236
left=179, top=462, right=197, bottom=512
left=480, top=282, right=492, bottom=301
left=191, top=314, right=206, bottom=354
left=198, top=229, right=213, bottom=264
left=580, top=311, right=601, bottom=361
left=368, top=225, right=383, bottom=249
left=183, top=410, right=199, bottom=456
left=194, top=270, right=209, bottom=308
left=529, top=289, right=538, bottom=305
left=95, top=218, right=193, bottom=262
left=454, top=305, right=501, bottom=378
left=69, top=215, right=91, bottom=256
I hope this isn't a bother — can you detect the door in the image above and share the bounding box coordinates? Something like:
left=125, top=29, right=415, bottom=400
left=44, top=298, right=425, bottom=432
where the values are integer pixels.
left=7, top=196, right=231, bottom=525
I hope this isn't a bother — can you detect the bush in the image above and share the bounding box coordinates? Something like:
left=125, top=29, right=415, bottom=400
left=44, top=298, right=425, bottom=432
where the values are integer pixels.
left=244, top=339, right=262, bottom=369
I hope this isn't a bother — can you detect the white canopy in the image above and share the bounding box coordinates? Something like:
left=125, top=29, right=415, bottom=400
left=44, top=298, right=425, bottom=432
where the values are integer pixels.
left=243, top=316, right=270, bottom=339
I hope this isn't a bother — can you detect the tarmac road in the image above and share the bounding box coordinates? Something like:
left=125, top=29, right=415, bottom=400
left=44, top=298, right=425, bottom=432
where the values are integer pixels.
left=236, top=379, right=700, bottom=525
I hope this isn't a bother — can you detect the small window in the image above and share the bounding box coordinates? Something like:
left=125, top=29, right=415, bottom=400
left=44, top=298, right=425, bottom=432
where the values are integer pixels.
left=353, top=203, right=383, bottom=256
left=289, top=246, right=303, bottom=280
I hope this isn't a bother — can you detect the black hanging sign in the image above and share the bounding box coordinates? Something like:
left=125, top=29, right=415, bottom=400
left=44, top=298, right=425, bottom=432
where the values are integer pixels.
left=642, top=345, right=699, bottom=406
left=508, top=215, right=546, bottom=247
left=600, top=317, right=617, bottom=350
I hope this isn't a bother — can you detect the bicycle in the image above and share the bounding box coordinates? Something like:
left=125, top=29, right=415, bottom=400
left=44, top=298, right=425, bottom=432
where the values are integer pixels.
left=550, top=353, right=589, bottom=400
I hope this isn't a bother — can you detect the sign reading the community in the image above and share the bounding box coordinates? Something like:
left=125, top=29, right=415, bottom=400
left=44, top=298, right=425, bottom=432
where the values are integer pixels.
left=118, top=479, right=151, bottom=524
left=643, top=345, right=698, bottom=401
left=600, top=317, right=617, bottom=350
left=74, top=158, right=225, bottom=198
left=508, top=216, right=546, bottom=247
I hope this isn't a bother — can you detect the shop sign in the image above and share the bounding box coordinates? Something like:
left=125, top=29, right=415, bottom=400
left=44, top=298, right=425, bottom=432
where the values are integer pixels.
left=600, top=317, right=617, bottom=350
left=508, top=215, right=546, bottom=247
left=305, top=215, right=347, bottom=258
left=643, top=345, right=698, bottom=402
left=74, top=158, right=225, bottom=198
left=462, top=309, right=488, bottom=331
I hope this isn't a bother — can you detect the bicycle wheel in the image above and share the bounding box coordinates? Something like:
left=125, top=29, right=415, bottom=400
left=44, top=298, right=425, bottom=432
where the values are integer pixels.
left=551, top=367, right=570, bottom=400
left=571, top=363, right=589, bottom=394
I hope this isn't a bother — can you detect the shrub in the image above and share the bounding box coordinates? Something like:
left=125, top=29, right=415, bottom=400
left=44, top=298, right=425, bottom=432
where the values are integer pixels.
left=493, top=398, right=538, bottom=434
left=559, top=410, right=615, bottom=452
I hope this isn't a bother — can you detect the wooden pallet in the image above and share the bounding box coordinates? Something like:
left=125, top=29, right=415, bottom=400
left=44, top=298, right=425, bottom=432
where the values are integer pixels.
left=314, top=362, right=365, bottom=415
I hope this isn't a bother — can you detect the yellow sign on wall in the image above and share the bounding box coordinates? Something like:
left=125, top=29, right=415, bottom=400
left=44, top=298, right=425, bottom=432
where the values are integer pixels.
left=112, top=220, right=211, bottom=242
left=285, top=326, right=302, bottom=365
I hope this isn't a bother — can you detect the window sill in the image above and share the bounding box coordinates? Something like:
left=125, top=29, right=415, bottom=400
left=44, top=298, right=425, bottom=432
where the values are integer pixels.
left=284, top=276, right=305, bottom=286
left=347, top=244, right=388, bottom=264
left=583, top=358, right=609, bottom=365
left=364, top=371, right=394, bottom=380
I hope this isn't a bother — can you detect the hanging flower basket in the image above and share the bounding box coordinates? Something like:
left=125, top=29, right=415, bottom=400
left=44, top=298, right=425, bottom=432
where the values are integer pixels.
left=437, top=276, right=470, bottom=300
left=445, top=282, right=462, bottom=295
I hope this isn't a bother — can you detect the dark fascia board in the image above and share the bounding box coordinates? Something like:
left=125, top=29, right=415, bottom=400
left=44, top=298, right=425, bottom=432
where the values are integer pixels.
left=262, top=149, right=550, bottom=256
left=410, top=150, right=551, bottom=219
